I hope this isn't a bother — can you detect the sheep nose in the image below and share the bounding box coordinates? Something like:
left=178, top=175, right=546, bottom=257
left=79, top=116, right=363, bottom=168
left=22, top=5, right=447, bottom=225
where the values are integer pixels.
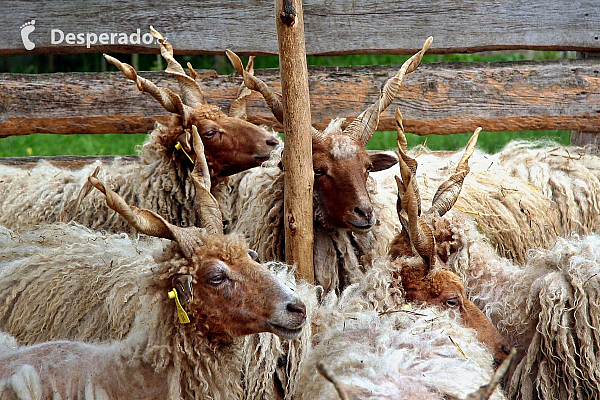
left=266, top=138, right=279, bottom=147
left=354, top=206, right=373, bottom=221
left=286, top=298, right=306, bottom=318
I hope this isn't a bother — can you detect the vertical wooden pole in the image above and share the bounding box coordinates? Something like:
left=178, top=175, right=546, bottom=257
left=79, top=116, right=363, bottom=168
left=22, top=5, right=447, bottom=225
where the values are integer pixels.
left=275, top=0, right=314, bottom=283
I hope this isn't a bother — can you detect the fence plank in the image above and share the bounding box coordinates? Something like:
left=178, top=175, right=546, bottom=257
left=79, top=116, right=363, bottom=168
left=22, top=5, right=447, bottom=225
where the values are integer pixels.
left=1, top=0, right=598, bottom=55
left=1, top=59, right=598, bottom=137
left=0, top=155, right=138, bottom=169
left=571, top=52, right=600, bottom=148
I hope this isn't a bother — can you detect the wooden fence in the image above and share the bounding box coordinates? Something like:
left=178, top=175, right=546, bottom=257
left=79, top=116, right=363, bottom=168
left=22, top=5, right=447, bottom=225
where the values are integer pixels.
left=1, top=0, right=599, bottom=145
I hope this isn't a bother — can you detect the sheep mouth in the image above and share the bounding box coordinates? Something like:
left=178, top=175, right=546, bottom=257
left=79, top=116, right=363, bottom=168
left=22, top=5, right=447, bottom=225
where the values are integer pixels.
left=267, top=322, right=304, bottom=340
left=253, top=155, right=271, bottom=162
left=345, top=219, right=374, bottom=233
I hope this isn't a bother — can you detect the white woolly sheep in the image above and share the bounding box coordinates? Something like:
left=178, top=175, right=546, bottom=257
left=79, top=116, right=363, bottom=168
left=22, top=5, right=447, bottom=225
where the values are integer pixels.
left=448, top=224, right=600, bottom=400
left=373, top=136, right=600, bottom=264
left=223, top=37, right=434, bottom=291
left=0, top=27, right=279, bottom=236
left=292, top=273, right=509, bottom=400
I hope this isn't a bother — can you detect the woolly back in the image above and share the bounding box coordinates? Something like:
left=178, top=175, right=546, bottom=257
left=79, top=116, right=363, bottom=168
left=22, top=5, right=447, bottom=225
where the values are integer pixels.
left=0, top=123, right=199, bottom=236
left=299, top=302, right=505, bottom=400
left=490, top=141, right=600, bottom=238
left=507, top=234, right=600, bottom=400
left=445, top=218, right=600, bottom=400
left=0, top=223, right=167, bottom=344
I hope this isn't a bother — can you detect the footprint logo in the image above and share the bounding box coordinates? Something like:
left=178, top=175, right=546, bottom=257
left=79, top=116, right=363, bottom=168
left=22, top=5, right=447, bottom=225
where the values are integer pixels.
left=20, top=20, right=36, bottom=51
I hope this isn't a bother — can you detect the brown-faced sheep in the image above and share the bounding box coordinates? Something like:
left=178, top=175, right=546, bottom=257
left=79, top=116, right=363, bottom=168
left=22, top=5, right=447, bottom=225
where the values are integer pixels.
left=372, top=114, right=600, bottom=399
left=387, top=123, right=511, bottom=367
left=223, top=37, right=433, bottom=292
left=0, top=136, right=307, bottom=399
left=0, top=27, right=279, bottom=236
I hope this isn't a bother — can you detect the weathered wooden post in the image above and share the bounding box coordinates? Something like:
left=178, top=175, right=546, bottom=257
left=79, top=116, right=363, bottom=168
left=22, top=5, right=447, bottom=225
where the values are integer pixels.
left=275, top=0, right=314, bottom=283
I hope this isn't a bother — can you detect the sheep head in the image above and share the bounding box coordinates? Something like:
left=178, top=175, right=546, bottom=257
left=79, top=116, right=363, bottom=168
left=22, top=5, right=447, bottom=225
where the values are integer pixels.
left=225, top=37, right=432, bottom=232
left=390, top=117, right=511, bottom=367
left=103, top=27, right=279, bottom=180
left=89, top=126, right=306, bottom=343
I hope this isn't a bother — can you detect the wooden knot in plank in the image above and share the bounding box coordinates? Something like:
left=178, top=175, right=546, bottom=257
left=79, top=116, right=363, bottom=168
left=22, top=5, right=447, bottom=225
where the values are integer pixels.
left=280, top=0, right=297, bottom=26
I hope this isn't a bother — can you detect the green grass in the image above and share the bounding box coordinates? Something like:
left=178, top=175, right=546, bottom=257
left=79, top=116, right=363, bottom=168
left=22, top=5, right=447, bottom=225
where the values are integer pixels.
left=0, top=134, right=147, bottom=157
left=366, top=130, right=571, bottom=154
left=0, top=130, right=570, bottom=157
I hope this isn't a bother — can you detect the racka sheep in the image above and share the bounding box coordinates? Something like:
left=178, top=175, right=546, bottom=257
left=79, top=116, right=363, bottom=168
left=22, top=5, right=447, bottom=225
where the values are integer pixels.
left=386, top=123, right=511, bottom=366
left=0, top=130, right=306, bottom=399
left=292, top=279, right=509, bottom=400
left=223, top=37, right=433, bottom=291
left=373, top=116, right=600, bottom=399
left=0, top=26, right=279, bottom=235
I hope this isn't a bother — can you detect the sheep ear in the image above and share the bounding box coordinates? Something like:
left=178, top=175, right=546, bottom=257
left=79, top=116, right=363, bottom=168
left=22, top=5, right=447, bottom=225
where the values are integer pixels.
left=247, top=249, right=259, bottom=261
left=172, top=274, right=194, bottom=305
left=368, top=152, right=398, bottom=172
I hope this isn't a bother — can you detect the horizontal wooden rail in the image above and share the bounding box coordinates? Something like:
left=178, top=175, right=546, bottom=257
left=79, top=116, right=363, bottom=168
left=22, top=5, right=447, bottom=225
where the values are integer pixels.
left=1, top=59, right=598, bottom=137
left=1, top=0, right=598, bottom=55
left=0, top=155, right=139, bottom=169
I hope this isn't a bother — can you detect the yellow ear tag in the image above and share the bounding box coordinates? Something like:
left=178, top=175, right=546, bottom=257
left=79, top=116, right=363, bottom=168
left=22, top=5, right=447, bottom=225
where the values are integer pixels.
left=175, top=142, right=195, bottom=165
left=168, top=288, right=190, bottom=324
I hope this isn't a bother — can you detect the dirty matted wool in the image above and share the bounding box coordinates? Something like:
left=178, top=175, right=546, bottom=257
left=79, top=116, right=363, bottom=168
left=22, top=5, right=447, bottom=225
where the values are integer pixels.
left=486, top=141, right=600, bottom=238
left=0, top=121, right=200, bottom=236
left=297, top=292, right=506, bottom=400
left=449, top=218, right=600, bottom=400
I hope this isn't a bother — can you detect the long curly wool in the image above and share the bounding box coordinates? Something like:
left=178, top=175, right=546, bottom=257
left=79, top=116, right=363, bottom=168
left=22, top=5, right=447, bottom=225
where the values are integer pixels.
left=0, top=224, right=318, bottom=400
left=447, top=218, right=600, bottom=400
left=296, top=287, right=506, bottom=400
left=226, top=147, right=399, bottom=292
left=372, top=141, right=600, bottom=264
left=484, top=141, right=600, bottom=238
left=0, top=224, right=288, bottom=399
left=0, top=121, right=200, bottom=236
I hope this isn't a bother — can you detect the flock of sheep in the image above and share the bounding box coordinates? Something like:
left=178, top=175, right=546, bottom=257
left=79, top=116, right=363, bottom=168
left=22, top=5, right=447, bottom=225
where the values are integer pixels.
left=0, top=28, right=599, bottom=400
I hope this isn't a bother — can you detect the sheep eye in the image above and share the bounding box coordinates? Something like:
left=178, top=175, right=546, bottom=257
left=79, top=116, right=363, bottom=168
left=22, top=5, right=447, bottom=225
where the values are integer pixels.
left=204, top=130, right=218, bottom=139
left=444, top=297, right=460, bottom=308
left=207, top=275, right=225, bottom=285
left=314, top=168, right=325, bottom=177
left=366, top=165, right=372, bottom=173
